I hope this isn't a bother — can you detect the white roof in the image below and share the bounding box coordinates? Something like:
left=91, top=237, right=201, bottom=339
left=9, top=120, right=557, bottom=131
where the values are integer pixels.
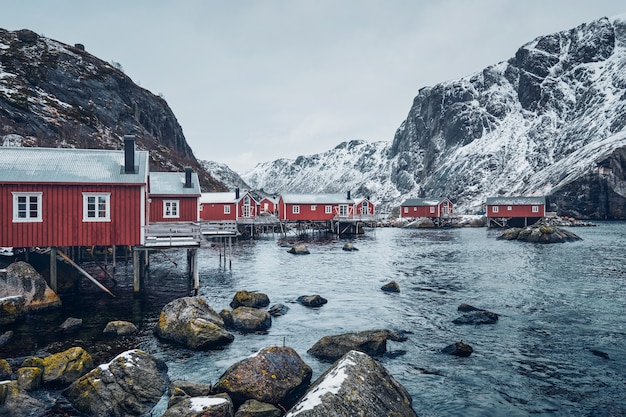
left=200, top=191, right=256, bottom=204
left=0, top=147, right=149, bottom=184
left=280, top=193, right=353, bottom=204
left=149, top=171, right=200, bottom=196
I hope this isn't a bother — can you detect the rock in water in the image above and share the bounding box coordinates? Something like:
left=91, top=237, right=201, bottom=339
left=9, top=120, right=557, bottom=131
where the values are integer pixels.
left=497, top=219, right=582, bottom=243
left=162, top=394, right=234, bottom=417
left=442, top=341, right=474, bottom=357
left=0, top=262, right=61, bottom=312
left=285, top=350, right=417, bottom=417
left=230, top=290, right=271, bottom=309
left=154, top=296, right=234, bottom=349
left=296, top=295, right=327, bottom=307
left=308, top=329, right=406, bottom=361
left=213, top=346, right=312, bottom=407
left=220, top=306, right=272, bottom=332
left=63, top=349, right=168, bottom=417
left=381, top=280, right=400, bottom=293
left=288, top=244, right=310, bottom=255
left=103, top=320, right=138, bottom=336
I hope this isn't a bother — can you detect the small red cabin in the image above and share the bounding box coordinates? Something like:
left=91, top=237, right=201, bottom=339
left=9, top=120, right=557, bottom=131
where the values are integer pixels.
left=353, top=197, right=376, bottom=217
left=259, top=196, right=279, bottom=215
left=0, top=137, right=149, bottom=248
left=278, top=193, right=354, bottom=221
left=148, top=168, right=201, bottom=223
left=399, top=198, right=454, bottom=219
left=199, top=189, right=257, bottom=222
left=486, top=196, right=546, bottom=227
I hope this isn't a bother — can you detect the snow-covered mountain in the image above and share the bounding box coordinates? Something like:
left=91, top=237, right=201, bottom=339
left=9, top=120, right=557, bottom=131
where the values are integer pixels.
left=242, top=15, right=626, bottom=219
left=199, top=160, right=251, bottom=191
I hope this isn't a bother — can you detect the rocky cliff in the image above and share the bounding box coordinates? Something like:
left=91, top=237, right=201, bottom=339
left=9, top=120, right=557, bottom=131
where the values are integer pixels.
left=243, top=15, right=626, bottom=218
left=0, top=28, right=225, bottom=191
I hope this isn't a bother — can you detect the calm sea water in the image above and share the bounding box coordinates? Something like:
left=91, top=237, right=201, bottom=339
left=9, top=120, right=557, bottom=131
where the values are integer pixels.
left=2, top=223, right=626, bottom=416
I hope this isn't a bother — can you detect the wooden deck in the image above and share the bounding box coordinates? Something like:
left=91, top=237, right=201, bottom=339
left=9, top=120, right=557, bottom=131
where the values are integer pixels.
left=143, top=221, right=239, bottom=248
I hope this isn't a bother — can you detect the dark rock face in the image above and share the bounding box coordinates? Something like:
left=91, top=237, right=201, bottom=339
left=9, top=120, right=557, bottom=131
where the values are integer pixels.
left=0, top=28, right=224, bottom=191
left=0, top=381, right=46, bottom=416
left=230, top=290, right=271, bottom=309
left=154, top=297, right=235, bottom=350
left=268, top=304, right=289, bottom=317
left=0, top=261, right=61, bottom=312
left=235, top=399, right=282, bottom=417
left=307, top=329, right=406, bottom=361
left=0, top=296, right=25, bottom=325
left=59, top=317, right=82, bottom=332
left=285, top=350, right=417, bottom=417
left=39, top=347, right=93, bottom=387
left=296, top=295, right=327, bottom=307
left=63, top=349, right=168, bottom=417
left=453, top=310, right=499, bottom=325
left=167, top=379, right=213, bottom=408
left=213, top=346, right=312, bottom=408
left=103, top=320, right=138, bottom=336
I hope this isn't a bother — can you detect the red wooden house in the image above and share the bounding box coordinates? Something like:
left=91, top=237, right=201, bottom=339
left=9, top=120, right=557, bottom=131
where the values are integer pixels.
left=259, top=196, right=279, bottom=215
left=399, top=198, right=454, bottom=219
left=353, top=197, right=376, bottom=218
left=148, top=168, right=201, bottom=223
left=199, top=188, right=257, bottom=222
left=278, top=193, right=354, bottom=221
left=486, top=196, right=546, bottom=227
left=0, top=136, right=149, bottom=248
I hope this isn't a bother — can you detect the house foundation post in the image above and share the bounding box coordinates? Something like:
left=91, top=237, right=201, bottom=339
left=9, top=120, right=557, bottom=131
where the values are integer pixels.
left=50, top=247, right=58, bottom=292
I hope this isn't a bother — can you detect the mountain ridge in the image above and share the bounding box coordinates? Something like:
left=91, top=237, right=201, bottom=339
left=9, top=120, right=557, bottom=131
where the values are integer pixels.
left=241, top=15, right=626, bottom=218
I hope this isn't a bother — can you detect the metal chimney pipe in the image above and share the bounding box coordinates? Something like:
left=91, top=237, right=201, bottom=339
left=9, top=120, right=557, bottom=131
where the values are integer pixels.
left=235, top=188, right=240, bottom=199
left=347, top=190, right=351, bottom=200
left=124, top=135, right=135, bottom=174
left=184, top=166, right=192, bottom=188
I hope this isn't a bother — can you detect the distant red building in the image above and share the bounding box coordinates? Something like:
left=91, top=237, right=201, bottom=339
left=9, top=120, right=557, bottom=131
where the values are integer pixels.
left=278, top=193, right=355, bottom=221
left=259, top=196, right=279, bottom=215
left=0, top=136, right=149, bottom=248
left=486, top=196, right=546, bottom=227
left=148, top=168, right=201, bottom=223
left=199, top=189, right=257, bottom=222
left=353, top=197, right=376, bottom=217
left=399, top=198, right=454, bottom=219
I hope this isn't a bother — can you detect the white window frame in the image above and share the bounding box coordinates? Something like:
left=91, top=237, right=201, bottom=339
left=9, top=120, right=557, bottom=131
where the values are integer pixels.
left=429, top=206, right=435, bottom=213
left=311, top=204, right=317, bottom=211
left=362, top=201, right=369, bottom=215
left=325, top=205, right=332, bottom=214
left=82, top=193, right=111, bottom=222
left=224, top=205, right=231, bottom=214
left=292, top=205, right=300, bottom=214
left=507, top=206, right=513, bottom=211
left=12, top=192, right=43, bottom=222
left=532, top=205, right=539, bottom=213
left=163, top=200, right=180, bottom=219
left=403, top=207, right=408, bottom=213
left=492, top=206, right=499, bottom=213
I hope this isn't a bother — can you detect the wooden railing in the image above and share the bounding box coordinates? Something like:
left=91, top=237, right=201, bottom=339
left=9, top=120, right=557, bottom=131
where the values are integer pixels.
left=144, top=222, right=203, bottom=247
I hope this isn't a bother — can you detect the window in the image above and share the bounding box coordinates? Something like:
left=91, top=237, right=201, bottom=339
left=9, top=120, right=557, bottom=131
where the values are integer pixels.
left=311, top=205, right=317, bottom=211
left=492, top=206, right=499, bottom=213
left=507, top=206, right=513, bottom=211
left=263, top=203, right=269, bottom=212
left=292, top=205, right=300, bottom=214
left=325, top=205, right=332, bottom=214
left=413, top=207, right=417, bottom=212
left=532, top=205, right=539, bottom=213
left=403, top=207, right=408, bottom=213
left=429, top=206, right=435, bottom=213
left=224, top=205, right=231, bottom=214
left=163, top=200, right=179, bottom=218
left=362, top=201, right=369, bottom=215
left=83, top=193, right=110, bottom=222
left=12, top=192, right=42, bottom=222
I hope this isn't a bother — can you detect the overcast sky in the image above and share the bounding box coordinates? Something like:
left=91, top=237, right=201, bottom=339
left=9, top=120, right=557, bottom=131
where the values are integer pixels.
left=2, top=1, right=625, bottom=172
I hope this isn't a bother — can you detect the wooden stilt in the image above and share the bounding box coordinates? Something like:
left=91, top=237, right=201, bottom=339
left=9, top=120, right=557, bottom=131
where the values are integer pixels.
left=229, top=236, right=232, bottom=269
left=112, top=245, right=116, bottom=270
left=133, top=249, right=141, bottom=293
left=50, top=247, right=58, bottom=292
left=57, top=249, right=115, bottom=297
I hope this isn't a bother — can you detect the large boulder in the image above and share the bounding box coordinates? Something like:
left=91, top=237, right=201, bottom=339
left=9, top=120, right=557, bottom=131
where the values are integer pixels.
left=285, top=350, right=417, bottom=417
left=296, top=295, right=327, bottom=307
left=103, top=320, right=138, bottom=336
left=0, top=296, right=25, bottom=325
left=230, top=290, right=270, bottom=309
left=0, top=358, right=12, bottom=380
left=220, top=307, right=272, bottom=332
left=162, top=393, right=234, bottom=417
left=288, top=245, right=310, bottom=255
left=154, top=297, right=234, bottom=350
left=442, top=341, right=474, bottom=357
left=0, top=381, right=46, bottom=416
left=27, top=346, right=94, bottom=387
left=0, top=262, right=61, bottom=311
left=307, top=329, right=406, bottom=361
left=168, top=379, right=213, bottom=408
left=497, top=219, right=582, bottom=243
left=63, top=349, right=168, bottom=417
left=213, top=346, right=312, bottom=408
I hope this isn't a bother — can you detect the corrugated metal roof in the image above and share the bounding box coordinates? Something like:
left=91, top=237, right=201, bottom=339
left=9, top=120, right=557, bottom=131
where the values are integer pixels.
left=149, top=172, right=200, bottom=196
left=281, top=193, right=352, bottom=204
left=0, top=147, right=148, bottom=184
left=485, top=196, right=546, bottom=205
left=200, top=191, right=239, bottom=204
left=400, top=198, right=448, bottom=207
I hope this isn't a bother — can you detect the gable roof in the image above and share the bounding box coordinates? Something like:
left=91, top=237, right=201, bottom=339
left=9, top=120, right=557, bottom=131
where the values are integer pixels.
left=200, top=190, right=256, bottom=204
left=400, top=198, right=450, bottom=207
left=280, top=193, right=353, bottom=204
left=149, top=172, right=201, bottom=196
left=485, top=196, right=546, bottom=206
left=0, top=147, right=149, bottom=184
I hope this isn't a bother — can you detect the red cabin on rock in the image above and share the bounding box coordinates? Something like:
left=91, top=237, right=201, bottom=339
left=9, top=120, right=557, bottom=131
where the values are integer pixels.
left=0, top=137, right=149, bottom=248
left=148, top=168, right=201, bottom=223
left=486, top=196, right=546, bottom=227
left=199, top=189, right=257, bottom=222
left=278, top=193, right=355, bottom=221
left=399, top=198, right=454, bottom=219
